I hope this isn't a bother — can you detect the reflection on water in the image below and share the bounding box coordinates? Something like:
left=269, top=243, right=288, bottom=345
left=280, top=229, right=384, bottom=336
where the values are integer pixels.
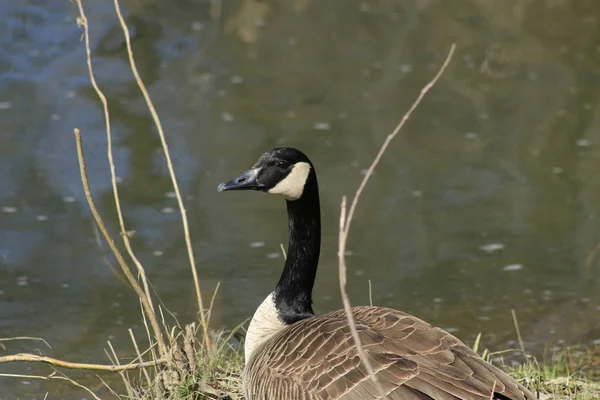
left=2, top=0, right=600, bottom=396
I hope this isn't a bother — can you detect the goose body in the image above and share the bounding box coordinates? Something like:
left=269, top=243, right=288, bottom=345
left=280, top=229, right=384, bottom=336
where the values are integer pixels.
left=218, top=148, right=535, bottom=400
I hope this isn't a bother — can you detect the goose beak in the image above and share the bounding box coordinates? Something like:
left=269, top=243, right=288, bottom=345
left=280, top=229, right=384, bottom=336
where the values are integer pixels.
left=217, top=168, right=263, bottom=192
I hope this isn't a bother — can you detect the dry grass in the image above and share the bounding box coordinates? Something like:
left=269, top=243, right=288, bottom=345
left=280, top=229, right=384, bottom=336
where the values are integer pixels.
left=128, top=328, right=244, bottom=400
left=507, top=351, right=600, bottom=400
left=472, top=329, right=600, bottom=400
left=2, top=0, right=211, bottom=397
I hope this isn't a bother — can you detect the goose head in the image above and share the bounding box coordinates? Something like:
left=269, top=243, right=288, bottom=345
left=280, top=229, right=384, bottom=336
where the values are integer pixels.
left=218, top=147, right=322, bottom=358
left=217, top=147, right=313, bottom=201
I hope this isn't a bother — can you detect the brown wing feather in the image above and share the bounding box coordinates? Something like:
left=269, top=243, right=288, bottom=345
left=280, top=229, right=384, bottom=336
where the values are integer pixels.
left=244, top=306, right=536, bottom=400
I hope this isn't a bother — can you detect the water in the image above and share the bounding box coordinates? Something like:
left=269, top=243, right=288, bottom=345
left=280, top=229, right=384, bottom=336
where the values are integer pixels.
left=2, top=0, right=600, bottom=397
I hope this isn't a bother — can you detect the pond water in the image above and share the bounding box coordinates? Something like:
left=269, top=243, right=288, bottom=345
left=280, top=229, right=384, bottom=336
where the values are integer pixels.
left=2, top=0, right=600, bottom=397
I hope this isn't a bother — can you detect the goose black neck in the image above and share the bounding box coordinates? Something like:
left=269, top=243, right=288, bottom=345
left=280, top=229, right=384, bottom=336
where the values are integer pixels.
left=273, top=168, right=320, bottom=325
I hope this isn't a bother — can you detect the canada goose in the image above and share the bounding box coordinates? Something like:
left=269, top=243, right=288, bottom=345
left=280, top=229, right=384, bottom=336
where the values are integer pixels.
left=218, top=147, right=535, bottom=400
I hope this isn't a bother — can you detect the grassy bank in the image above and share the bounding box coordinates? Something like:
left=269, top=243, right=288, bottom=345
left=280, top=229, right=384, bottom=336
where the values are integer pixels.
left=164, top=338, right=600, bottom=400
left=508, top=346, right=600, bottom=400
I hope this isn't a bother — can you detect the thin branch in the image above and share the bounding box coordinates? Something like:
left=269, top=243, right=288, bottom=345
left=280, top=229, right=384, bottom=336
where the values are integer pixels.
left=55, top=372, right=103, bottom=400
left=73, top=0, right=160, bottom=351
left=489, top=380, right=497, bottom=400
left=337, top=44, right=456, bottom=400
left=97, top=374, right=122, bottom=398
left=108, top=341, right=121, bottom=369
left=511, top=309, right=526, bottom=354
left=0, top=337, right=51, bottom=349
left=343, top=44, right=456, bottom=238
left=73, top=128, right=166, bottom=356
left=0, top=372, right=102, bottom=400
left=0, top=353, right=167, bottom=371
left=338, top=196, right=387, bottom=399
left=129, top=328, right=152, bottom=388
left=108, top=339, right=135, bottom=399
left=140, top=301, right=160, bottom=379
left=111, top=0, right=211, bottom=351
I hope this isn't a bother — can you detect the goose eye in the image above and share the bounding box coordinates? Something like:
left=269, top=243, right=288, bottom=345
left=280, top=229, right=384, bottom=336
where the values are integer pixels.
left=274, top=160, right=289, bottom=169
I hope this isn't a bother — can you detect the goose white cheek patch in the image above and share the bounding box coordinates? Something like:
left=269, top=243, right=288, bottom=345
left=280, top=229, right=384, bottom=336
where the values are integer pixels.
left=268, top=162, right=311, bottom=200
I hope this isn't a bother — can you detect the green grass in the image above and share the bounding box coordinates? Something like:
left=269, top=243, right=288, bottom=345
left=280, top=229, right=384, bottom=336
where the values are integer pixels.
left=506, top=346, right=600, bottom=400
left=146, top=335, right=600, bottom=400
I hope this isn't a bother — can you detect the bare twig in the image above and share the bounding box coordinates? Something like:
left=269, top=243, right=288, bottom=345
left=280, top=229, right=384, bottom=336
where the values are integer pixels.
left=140, top=302, right=160, bottom=379
left=129, top=328, right=152, bottom=388
left=108, top=340, right=135, bottom=399
left=112, top=0, right=211, bottom=351
left=0, top=337, right=51, bottom=349
left=342, top=44, right=456, bottom=239
left=74, top=0, right=165, bottom=356
left=74, top=0, right=154, bottom=297
left=97, top=374, right=122, bottom=398
left=338, top=196, right=387, bottom=399
left=489, top=380, right=497, bottom=400
left=511, top=309, right=526, bottom=354
left=74, top=128, right=166, bottom=356
left=0, top=371, right=102, bottom=400
left=91, top=222, right=128, bottom=285
left=337, top=44, right=456, bottom=400
left=0, top=353, right=167, bottom=371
